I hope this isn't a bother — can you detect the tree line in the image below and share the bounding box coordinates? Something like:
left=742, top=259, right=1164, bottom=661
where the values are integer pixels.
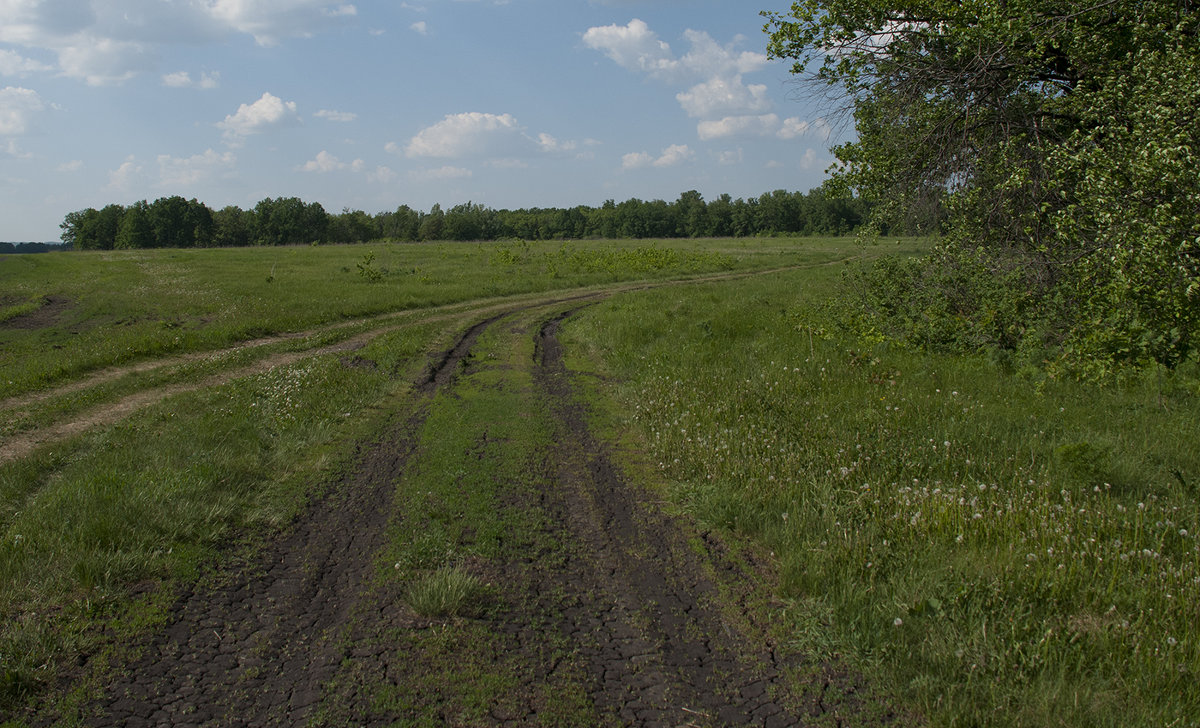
left=59, top=188, right=882, bottom=250
left=0, top=242, right=70, bottom=254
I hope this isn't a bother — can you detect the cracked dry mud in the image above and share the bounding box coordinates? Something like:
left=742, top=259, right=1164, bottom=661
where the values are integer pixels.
left=62, top=304, right=879, bottom=727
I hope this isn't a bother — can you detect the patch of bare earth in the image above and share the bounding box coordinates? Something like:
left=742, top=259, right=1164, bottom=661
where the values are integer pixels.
left=0, top=296, right=72, bottom=331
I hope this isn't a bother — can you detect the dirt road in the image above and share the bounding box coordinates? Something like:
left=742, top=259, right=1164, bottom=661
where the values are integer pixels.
left=12, top=279, right=886, bottom=727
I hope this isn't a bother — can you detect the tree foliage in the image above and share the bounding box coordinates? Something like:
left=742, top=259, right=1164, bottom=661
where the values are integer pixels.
left=765, top=0, right=1200, bottom=375
left=59, top=188, right=875, bottom=251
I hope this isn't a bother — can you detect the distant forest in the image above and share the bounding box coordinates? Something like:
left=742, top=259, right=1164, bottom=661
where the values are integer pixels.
left=0, top=242, right=71, bottom=254
left=57, top=188, right=898, bottom=251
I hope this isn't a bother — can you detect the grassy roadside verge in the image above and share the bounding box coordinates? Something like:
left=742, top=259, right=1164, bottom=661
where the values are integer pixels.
left=561, top=267, right=1200, bottom=727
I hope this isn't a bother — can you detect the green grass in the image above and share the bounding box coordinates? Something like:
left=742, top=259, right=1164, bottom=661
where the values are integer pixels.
left=17, top=234, right=1172, bottom=727
left=0, top=316, right=449, bottom=716
left=316, top=304, right=605, bottom=726
left=405, top=566, right=487, bottom=618
left=0, top=237, right=866, bottom=400
left=561, top=266, right=1200, bottom=727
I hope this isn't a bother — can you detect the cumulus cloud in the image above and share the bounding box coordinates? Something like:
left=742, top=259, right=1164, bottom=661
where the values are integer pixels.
left=717, top=148, right=743, bottom=166
left=0, top=1, right=356, bottom=83
left=58, top=159, right=83, bottom=172
left=205, top=0, right=357, bottom=46
left=0, top=49, right=52, bottom=77
left=696, top=113, right=830, bottom=142
left=697, top=114, right=780, bottom=141
left=582, top=19, right=678, bottom=79
left=584, top=19, right=773, bottom=126
left=367, top=165, right=395, bottom=183
left=402, top=112, right=573, bottom=160
left=157, top=148, right=235, bottom=186
left=411, top=166, right=472, bottom=181
left=3, top=139, right=32, bottom=158
left=622, top=143, right=693, bottom=170
left=677, top=75, right=770, bottom=118
left=410, top=21, right=427, bottom=34
left=57, top=37, right=154, bottom=85
left=218, top=92, right=300, bottom=143
left=314, top=109, right=356, bottom=122
left=778, top=117, right=809, bottom=140
left=162, top=70, right=220, bottom=88
left=298, top=149, right=363, bottom=172
left=0, top=86, right=45, bottom=135
left=108, top=156, right=143, bottom=191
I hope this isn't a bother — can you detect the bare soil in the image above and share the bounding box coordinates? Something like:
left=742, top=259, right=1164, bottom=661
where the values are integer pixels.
left=0, top=296, right=72, bottom=330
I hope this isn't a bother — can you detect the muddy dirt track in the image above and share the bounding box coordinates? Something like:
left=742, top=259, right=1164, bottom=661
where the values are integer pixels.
left=21, top=289, right=887, bottom=727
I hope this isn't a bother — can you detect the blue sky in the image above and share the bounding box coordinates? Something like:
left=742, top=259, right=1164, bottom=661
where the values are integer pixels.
left=0, top=0, right=841, bottom=241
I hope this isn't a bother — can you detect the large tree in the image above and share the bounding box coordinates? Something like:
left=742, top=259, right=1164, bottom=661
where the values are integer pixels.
left=765, top=0, right=1200, bottom=372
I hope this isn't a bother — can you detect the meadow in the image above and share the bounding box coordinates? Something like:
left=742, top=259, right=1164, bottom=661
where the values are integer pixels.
left=1, top=236, right=1196, bottom=726
left=563, top=267, right=1200, bottom=727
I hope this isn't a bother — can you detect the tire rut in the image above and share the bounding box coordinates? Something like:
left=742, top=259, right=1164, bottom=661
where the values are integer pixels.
left=530, top=310, right=801, bottom=727
left=66, top=316, right=501, bottom=728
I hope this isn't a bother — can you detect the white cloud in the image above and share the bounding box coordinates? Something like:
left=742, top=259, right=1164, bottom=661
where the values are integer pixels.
left=410, top=21, right=427, bottom=34
left=0, top=1, right=355, bottom=82
left=582, top=19, right=678, bottom=80
left=367, top=165, right=395, bottom=183
left=205, top=0, right=358, bottom=46
left=411, top=166, right=472, bottom=180
left=778, top=117, right=809, bottom=139
left=157, top=148, right=235, bottom=186
left=405, top=112, right=521, bottom=158
left=622, top=144, right=693, bottom=170
left=0, top=49, right=52, bottom=77
left=0, top=86, right=45, bottom=135
left=677, top=29, right=767, bottom=78
left=58, top=159, right=83, bottom=172
left=621, top=151, right=653, bottom=170
left=108, top=157, right=143, bottom=191
left=677, top=75, right=770, bottom=118
left=218, top=92, right=300, bottom=143
left=299, top=149, right=353, bottom=172
left=56, top=37, right=153, bottom=85
left=3, top=139, right=32, bottom=158
left=162, top=71, right=192, bottom=87
left=162, top=70, right=220, bottom=88
left=584, top=19, right=774, bottom=125
left=653, top=143, right=693, bottom=167
left=314, top=109, right=356, bottom=122
left=717, top=148, right=743, bottom=166
left=697, top=114, right=781, bottom=141
left=404, top=112, right=572, bottom=160
left=800, top=148, right=819, bottom=169
left=535, top=132, right=576, bottom=154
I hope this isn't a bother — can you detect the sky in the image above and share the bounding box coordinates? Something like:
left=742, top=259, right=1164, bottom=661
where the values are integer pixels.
left=0, top=0, right=844, bottom=242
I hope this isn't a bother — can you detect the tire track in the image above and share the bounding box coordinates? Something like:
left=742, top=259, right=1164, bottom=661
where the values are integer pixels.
left=67, top=314, right=503, bottom=728
left=2, top=259, right=855, bottom=467
left=530, top=310, right=800, bottom=726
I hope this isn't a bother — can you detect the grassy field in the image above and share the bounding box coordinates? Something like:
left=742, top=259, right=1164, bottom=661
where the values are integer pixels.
left=2, top=236, right=1197, bottom=726
left=563, top=268, right=1200, bottom=727
left=0, top=237, right=835, bottom=400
